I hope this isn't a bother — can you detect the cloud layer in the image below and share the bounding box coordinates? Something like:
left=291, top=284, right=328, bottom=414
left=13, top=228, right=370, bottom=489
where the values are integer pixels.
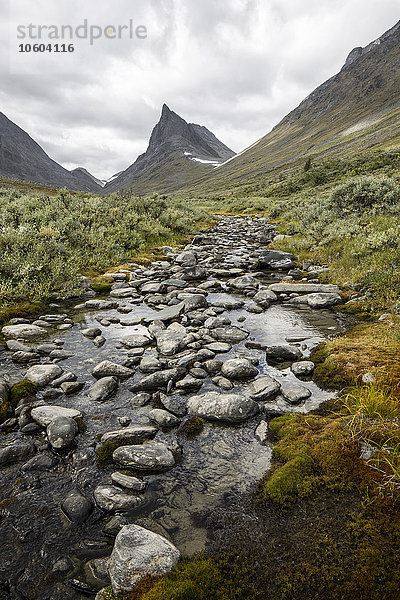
left=1, top=0, right=399, bottom=179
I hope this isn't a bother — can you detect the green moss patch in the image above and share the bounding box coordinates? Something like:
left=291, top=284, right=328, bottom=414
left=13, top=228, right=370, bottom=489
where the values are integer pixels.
left=177, top=417, right=204, bottom=438
left=10, top=380, right=38, bottom=409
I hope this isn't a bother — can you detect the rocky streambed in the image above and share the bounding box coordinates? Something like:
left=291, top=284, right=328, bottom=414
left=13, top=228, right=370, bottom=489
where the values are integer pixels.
left=0, top=216, right=349, bottom=599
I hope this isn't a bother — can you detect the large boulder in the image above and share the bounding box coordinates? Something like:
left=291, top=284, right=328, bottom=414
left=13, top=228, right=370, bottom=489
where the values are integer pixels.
left=113, top=441, right=176, bottom=471
left=47, top=416, right=78, bottom=450
left=88, top=377, right=118, bottom=401
left=257, top=250, right=294, bottom=270
left=249, top=375, right=281, bottom=400
left=25, top=364, right=63, bottom=387
left=94, top=485, right=142, bottom=512
left=221, top=358, right=258, bottom=380
left=128, top=369, right=181, bottom=392
left=92, top=361, right=134, bottom=379
left=1, top=324, right=47, bottom=340
left=187, top=392, right=258, bottom=423
left=210, top=326, right=249, bottom=343
left=265, top=345, right=302, bottom=363
left=31, top=405, right=82, bottom=427
left=156, top=322, right=187, bottom=356
left=109, top=524, right=180, bottom=595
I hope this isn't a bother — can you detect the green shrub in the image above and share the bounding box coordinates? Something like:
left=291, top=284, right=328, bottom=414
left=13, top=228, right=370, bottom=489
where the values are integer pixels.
left=330, top=176, right=400, bottom=215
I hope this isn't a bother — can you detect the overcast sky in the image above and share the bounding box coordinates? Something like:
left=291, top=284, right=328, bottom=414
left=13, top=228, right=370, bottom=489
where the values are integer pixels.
left=1, top=0, right=399, bottom=179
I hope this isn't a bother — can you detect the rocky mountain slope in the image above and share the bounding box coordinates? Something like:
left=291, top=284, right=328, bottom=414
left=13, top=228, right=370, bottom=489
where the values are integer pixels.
left=180, top=20, right=400, bottom=195
left=0, top=113, right=101, bottom=192
left=103, top=104, right=235, bottom=194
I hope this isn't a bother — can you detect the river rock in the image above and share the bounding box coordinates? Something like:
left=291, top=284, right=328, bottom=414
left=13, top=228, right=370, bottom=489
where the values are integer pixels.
left=111, top=472, right=147, bottom=492
left=148, top=409, right=181, bottom=427
left=47, top=416, right=78, bottom=450
left=113, top=441, right=176, bottom=471
left=92, top=361, right=134, bottom=379
left=109, top=524, right=181, bottom=595
left=61, top=490, right=93, bottom=525
left=94, top=485, right=142, bottom=512
left=175, top=251, right=197, bottom=266
left=253, top=289, right=278, bottom=308
left=249, top=375, right=281, bottom=400
left=306, top=293, right=342, bottom=308
left=188, top=392, right=258, bottom=423
left=268, top=283, right=341, bottom=294
left=88, top=377, right=118, bottom=401
left=25, top=364, right=63, bottom=387
left=81, top=327, right=102, bottom=338
left=128, top=369, right=181, bottom=392
left=210, top=326, right=249, bottom=343
left=291, top=361, right=315, bottom=376
left=31, top=405, right=82, bottom=426
left=160, top=394, right=187, bottom=416
left=156, top=322, right=187, bottom=355
left=221, top=358, right=258, bottom=379
left=227, top=275, right=259, bottom=290
left=1, top=324, right=47, bottom=340
left=21, top=454, right=58, bottom=472
left=265, top=345, right=302, bottom=362
left=100, top=426, right=157, bottom=444
left=179, top=266, right=207, bottom=280
left=121, top=334, right=152, bottom=348
left=61, top=381, right=84, bottom=395
left=281, top=382, right=312, bottom=404
left=0, top=442, right=35, bottom=465
left=255, top=420, right=269, bottom=445
left=182, top=293, right=208, bottom=312
left=258, top=250, right=294, bottom=269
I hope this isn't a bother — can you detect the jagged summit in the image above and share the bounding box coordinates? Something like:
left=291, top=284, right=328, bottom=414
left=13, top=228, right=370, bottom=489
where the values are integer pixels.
left=104, top=105, right=235, bottom=194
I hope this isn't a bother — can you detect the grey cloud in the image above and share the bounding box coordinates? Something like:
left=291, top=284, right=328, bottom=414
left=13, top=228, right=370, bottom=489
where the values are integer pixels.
left=1, top=0, right=399, bottom=177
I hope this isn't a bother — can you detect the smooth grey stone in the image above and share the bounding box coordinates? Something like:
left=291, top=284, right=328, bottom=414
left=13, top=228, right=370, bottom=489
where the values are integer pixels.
left=221, top=358, right=258, bottom=380
left=128, top=369, right=181, bottom=392
left=113, top=441, right=176, bottom=471
left=92, top=361, right=134, bottom=379
left=255, top=420, right=269, bottom=445
left=280, top=382, right=312, bottom=405
left=268, top=283, right=340, bottom=294
left=148, top=409, right=181, bottom=427
left=265, top=345, right=302, bottom=362
left=249, top=375, right=281, bottom=400
left=108, top=525, right=180, bottom=595
left=100, top=426, right=157, bottom=444
left=291, top=361, right=315, bottom=376
left=94, top=485, right=142, bottom=512
left=111, top=472, right=147, bottom=492
left=210, top=326, right=249, bottom=343
left=21, top=454, right=58, bottom=471
left=188, top=392, right=258, bottom=423
left=47, top=416, right=78, bottom=449
left=88, top=377, right=118, bottom=402
left=24, top=364, right=63, bottom=387
left=1, top=324, right=47, bottom=340
left=61, top=381, right=84, bottom=395
left=31, top=405, right=82, bottom=426
left=0, top=442, right=35, bottom=465
left=61, top=490, right=93, bottom=525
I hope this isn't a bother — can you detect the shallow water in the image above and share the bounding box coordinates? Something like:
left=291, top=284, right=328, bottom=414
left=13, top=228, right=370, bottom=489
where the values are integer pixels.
left=0, top=283, right=348, bottom=597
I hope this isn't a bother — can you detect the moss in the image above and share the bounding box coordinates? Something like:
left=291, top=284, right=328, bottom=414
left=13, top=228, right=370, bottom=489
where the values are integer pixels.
left=177, top=417, right=204, bottom=438
left=91, top=276, right=114, bottom=293
left=10, top=380, right=38, bottom=409
left=96, top=439, right=126, bottom=466
left=337, top=302, right=375, bottom=321
left=258, top=414, right=375, bottom=508
left=138, top=558, right=231, bottom=600
left=0, top=301, right=45, bottom=326
left=74, top=416, right=87, bottom=433
left=0, top=400, right=10, bottom=423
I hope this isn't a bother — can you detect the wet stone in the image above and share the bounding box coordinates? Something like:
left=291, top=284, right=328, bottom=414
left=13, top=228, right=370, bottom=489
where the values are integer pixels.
left=94, top=485, right=143, bottom=512
left=113, top=441, right=176, bottom=471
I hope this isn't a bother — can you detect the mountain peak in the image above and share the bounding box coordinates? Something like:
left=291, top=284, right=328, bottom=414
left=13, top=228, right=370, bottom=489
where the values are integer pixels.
left=161, top=103, right=172, bottom=116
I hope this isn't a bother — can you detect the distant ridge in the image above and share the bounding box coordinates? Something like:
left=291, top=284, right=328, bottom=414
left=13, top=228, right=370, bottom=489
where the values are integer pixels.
left=0, top=112, right=101, bottom=192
